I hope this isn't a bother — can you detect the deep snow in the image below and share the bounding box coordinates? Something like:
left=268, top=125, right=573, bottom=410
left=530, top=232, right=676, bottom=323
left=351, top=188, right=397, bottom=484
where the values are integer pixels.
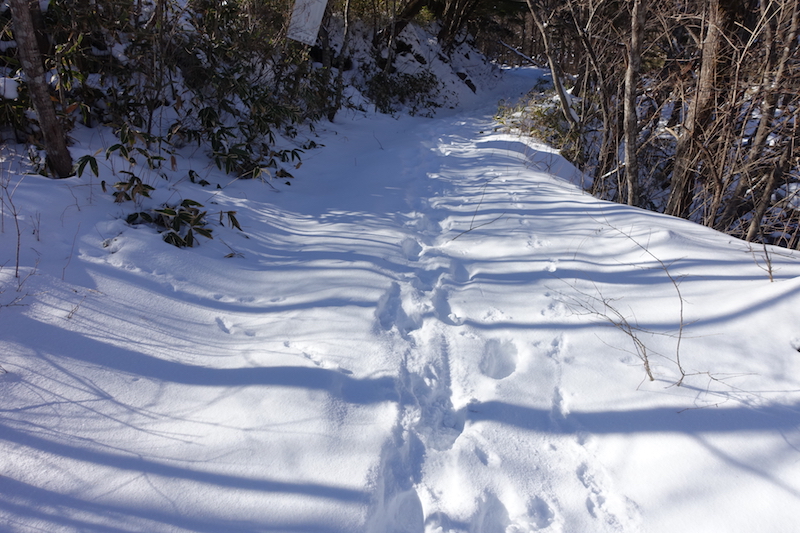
left=2, top=67, right=800, bottom=533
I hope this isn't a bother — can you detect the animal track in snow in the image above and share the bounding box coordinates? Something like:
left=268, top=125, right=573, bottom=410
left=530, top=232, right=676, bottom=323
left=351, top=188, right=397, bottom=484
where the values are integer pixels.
left=525, top=495, right=556, bottom=530
left=540, top=299, right=568, bottom=320
left=215, top=317, right=256, bottom=337
left=473, top=444, right=501, bottom=468
left=479, top=339, right=518, bottom=380
left=576, top=462, right=639, bottom=531
left=215, top=317, right=233, bottom=334
left=526, top=235, right=551, bottom=249
left=546, top=334, right=571, bottom=364
left=481, top=306, right=512, bottom=323
left=577, top=463, right=602, bottom=515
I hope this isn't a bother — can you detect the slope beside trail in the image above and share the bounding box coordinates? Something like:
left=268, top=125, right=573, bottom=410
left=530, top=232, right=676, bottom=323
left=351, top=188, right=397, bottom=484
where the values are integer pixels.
left=2, top=67, right=800, bottom=533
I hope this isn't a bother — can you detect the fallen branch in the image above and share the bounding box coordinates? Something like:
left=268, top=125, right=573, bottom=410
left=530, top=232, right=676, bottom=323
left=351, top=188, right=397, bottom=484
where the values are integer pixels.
left=451, top=177, right=507, bottom=241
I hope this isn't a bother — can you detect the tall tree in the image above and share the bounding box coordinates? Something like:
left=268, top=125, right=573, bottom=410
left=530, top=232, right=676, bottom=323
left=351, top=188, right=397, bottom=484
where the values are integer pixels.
left=524, top=0, right=580, bottom=130
left=717, top=0, right=800, bottom=232
left=623, top=0, right=645, bottom=206
left=666, top=0, right=725, bottom=217
left=9, top=0, right=73, bottom=178
left=438, top=0, right=482, bottom=45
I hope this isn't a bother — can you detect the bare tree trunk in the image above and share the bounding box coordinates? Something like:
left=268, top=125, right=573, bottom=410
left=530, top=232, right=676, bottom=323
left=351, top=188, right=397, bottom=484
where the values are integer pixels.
left=383, top=0, right=398, bottom=73
left=9, top=0, right=73, bottom=178
left=566, top=0, right=615, bottom=181
left=330, top=0, right=352, bottom=121
left=438, top=0, right=481, bottom=47
left=623, top=0, right=645, bottom=206
left=745, top=116, right=796, bottom=241
left=717, top=0, right=799, bottom=231
left=523, top=11, right=535, bottom=60
left=525, top=0, right=580, bottom=130
left=666, top=0, right=722, bottom=218
left=379, top=0, right=427, bottom=47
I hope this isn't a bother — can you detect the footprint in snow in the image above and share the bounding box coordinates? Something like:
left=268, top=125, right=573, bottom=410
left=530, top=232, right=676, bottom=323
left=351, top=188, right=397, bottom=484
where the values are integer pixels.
left=541, top=301, right=569, bottom=320
left=402, top=237, right=423, bottom=262
left=384, top=488, right=424, bottom=533
left=410, top=377, right=466, bottom=451
left=473, top=492, right=511, bottom=533
left=449, top=260, right=470, bottom=283
left=551, top=386, right=568, bottom=420
left=375, top=282, right=420, bottom=334
left=432, top=288, right=462, bottom=326
left=526, top=234, right=551, bottom=249
left=526, top=495, right=557, bottom=530
left=481, top=307, right=511, bottom=323
left=406, top=212, right=442, bottom=236
left=473, top=445, right=501, bottom=468
left=576, top=462, right=640, bottom=529
left=577, top=463, right=604, bottom=519
left=480, top=339, right=518, bottom=380
left=376, top=283, right=403, bottom=331
left=215, top=317, right=233, bottom=334
left=547, top=335, right=571, bottom=363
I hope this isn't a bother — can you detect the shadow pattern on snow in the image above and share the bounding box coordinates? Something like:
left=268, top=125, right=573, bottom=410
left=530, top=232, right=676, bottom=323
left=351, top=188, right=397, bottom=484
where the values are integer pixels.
left=0, top=476, right=352, bottom=533
left=465, top=399, right=800, bottom=434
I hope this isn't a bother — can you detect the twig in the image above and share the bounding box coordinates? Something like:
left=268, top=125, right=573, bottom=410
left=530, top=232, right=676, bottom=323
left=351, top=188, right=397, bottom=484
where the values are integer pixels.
left=497, top=40, right=540, bottom=66
left=608, top=224, right=688, bottom=384
left=1, top=176, right=24, bottom=278
left=451, top=177, right=506, bottom=241
left=749, top=241, right=775, bottom=282
left=451, top=212, right=507, bottom=241
left=67, top=294, right=86, bottom=319
left=15, top=258, right=38, bottom=292
left=33, top=211, right=41, bottom=241
left=62, top=223, right=81, bottom=281
left=560, top=281, right=655, bottom=381
left=372, top=131, right=384, bottom=150
left=220, top=238, right=244, bottom=258
left=1, top=260, right=35, bottom=311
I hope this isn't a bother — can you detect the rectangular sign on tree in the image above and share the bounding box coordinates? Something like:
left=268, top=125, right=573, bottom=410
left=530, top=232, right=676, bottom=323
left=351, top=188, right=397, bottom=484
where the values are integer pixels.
left=287, top=0, right=329, bottom=46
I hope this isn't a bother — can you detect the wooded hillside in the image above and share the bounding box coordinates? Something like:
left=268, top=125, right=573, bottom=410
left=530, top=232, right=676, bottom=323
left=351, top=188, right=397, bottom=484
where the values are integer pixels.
left=2, top=0, right=799, bottom=248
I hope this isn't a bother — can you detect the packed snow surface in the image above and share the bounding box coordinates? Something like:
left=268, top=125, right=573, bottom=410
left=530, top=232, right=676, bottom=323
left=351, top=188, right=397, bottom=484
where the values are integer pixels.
left=2, top=68, right=800, bottom=533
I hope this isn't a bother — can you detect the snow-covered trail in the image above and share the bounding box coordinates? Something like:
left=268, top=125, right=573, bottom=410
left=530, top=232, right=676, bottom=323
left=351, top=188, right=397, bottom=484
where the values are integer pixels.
left=2, top=68, right=800, bottom=533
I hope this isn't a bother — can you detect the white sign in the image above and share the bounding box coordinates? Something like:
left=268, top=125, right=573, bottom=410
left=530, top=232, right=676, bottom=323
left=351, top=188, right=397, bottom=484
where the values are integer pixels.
left=287, top=0, right=329, bottom=46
